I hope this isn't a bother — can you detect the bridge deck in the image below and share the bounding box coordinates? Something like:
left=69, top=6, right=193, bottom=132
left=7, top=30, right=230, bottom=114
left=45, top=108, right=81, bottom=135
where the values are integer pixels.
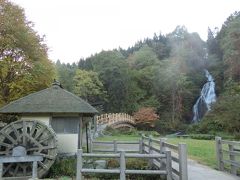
left=96, top=113, right=136, bottom=128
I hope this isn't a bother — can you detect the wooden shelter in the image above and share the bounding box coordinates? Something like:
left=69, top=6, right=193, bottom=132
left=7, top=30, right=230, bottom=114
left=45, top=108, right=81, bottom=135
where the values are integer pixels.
left=0, top=81, right=98, bottom=154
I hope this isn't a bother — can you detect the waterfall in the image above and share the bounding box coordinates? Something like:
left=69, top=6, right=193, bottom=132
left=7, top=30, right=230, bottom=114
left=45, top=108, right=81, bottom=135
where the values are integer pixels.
left=192, top=70, right=216, bottom=123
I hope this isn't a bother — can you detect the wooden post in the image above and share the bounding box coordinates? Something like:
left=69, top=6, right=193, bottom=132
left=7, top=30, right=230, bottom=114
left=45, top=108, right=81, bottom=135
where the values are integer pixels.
left=148, top=135, right=152, bottom=154
left=114, top=139, right=117, bottom=153
left=89, top=136, right=93, bottom=153
left=178, top=143, right=188, bottom=180
left=141, top=134, right=145, bottom=153
left=139, top=139, right=143, bottom=154
left=32, top=161, right=38, bottom=179
left=120, top=151, right=126, bottom=180
left=229, top=144, right=237, bottom=175
left=0, top=163, right=3, bottom=178
left=94, top=116, right=97, bottom=138
left=76, top=149, right=83, bottom=180
left=215, top=136, right=224, bottom=171
left=159, top=138, right=167, bottom=169
left=86, top=123, right=89, bottom=153
left=148, top=135, right=153, bottom=167
left=160, top=138, right=167, bottom=153
left=78, top=116, right=83, bottom=149
left=165, top=150, right=172, bottom=180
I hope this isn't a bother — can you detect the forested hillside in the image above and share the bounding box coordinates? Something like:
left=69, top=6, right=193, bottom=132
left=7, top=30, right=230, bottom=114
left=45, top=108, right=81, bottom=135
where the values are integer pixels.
left=56, top=26, right=207, bottom=132
left=56, top=12, right=240, bottom=134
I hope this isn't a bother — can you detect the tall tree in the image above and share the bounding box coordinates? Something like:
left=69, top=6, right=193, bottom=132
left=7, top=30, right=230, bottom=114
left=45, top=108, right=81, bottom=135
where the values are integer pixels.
left=219, top=12, right=240, bottom=82
left=90, top=50, right=143, bottom=113
left=0, top=0, right=54, bottom=106
left=55, top=60, right=76, bottom=92
left=73, top=69, right=106, bottom=102
left=127, top=45, right=159, bottom=108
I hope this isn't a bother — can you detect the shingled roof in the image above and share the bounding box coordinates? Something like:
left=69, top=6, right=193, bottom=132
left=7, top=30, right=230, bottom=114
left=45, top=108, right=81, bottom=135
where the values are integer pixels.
left=0, top=82, right=98, bottom=114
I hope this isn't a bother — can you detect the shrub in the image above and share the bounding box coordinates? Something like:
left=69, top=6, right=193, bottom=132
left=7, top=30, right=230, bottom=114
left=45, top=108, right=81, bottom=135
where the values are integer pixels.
left=48, top=156, right=164, bottom=179
left=133, top=107, right=159, bottom=128
left=48, top=157, right=76, bottom=178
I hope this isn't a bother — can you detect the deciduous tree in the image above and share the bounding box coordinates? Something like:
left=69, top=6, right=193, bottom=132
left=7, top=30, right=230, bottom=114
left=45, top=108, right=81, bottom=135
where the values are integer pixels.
left=0, top=0, right=54, bottom=106
left=73, top=69, right=106, bottom=102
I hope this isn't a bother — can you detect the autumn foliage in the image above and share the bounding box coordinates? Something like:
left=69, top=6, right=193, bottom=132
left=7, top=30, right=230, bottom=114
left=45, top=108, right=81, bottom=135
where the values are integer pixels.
left=133, top=107, right=159, bottom=127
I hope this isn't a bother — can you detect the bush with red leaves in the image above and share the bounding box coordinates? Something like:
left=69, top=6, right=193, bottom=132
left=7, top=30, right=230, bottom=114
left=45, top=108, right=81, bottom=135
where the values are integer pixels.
left=133, top=107, right=159, bottom=127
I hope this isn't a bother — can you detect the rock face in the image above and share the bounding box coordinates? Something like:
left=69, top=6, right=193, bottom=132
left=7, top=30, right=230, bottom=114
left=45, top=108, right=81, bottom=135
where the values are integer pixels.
left=192, top=70, right=216, bottom=123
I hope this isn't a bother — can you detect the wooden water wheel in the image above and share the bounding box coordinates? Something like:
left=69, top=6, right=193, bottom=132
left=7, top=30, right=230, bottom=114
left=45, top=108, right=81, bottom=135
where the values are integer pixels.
left=0, top=120, right=57, bottom=178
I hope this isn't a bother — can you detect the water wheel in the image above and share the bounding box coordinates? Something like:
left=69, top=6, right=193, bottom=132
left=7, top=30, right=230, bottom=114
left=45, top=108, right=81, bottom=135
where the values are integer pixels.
left=0, top=120, right=57, bottom=178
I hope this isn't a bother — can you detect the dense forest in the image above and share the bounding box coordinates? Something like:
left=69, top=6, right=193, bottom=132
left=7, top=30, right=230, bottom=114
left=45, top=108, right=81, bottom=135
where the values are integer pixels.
left=0, top=0, right=240, bottom=135
left=56, top=26, right=207, bottom=133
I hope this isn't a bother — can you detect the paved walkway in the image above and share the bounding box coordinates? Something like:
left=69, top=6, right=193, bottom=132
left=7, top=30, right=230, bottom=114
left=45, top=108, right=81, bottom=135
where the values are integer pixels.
left=187, top=159, right=239, bottom=180
left=92, top=143, right=240, bottom=180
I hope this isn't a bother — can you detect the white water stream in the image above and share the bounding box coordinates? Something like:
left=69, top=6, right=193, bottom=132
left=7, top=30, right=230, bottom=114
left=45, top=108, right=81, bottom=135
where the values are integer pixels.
left=192, top=70, right=216, bottom=123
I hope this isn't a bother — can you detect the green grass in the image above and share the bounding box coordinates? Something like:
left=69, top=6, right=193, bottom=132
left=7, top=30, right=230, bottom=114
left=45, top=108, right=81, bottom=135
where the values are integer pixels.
left=167, top=138, right=217, bottom=168
left=97, top=134, right=140, bottom=141
left=96, top=134, right=218, bottom=168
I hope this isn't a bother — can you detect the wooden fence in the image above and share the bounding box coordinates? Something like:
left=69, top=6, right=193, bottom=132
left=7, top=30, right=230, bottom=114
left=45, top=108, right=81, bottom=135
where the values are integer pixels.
left=90, top=138, right=140, bottom=153
left=141, top=135, right=188, bottom=180
left=76, top=149, right=173, bottom=180
left=215, top=136, right=240, bottom=175
left=88, top=135, right=188, bottom=180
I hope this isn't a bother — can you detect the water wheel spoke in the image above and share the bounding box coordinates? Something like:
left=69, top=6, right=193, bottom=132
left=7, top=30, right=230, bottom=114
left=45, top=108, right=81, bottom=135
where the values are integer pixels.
left=25, top=134, right=42, bottom=147
left=38, top=161, right=49, bottom=170
left=10, top=124, right=20, bottom=142
left=33, top=152, right=56, bottom=160
left=13, top=164, right=20, bottom=176
left=0, top=150, right=12, bottom=155
left=0, top=131, right=17, bottom=145
left=22, top=164, right=27, bottom=176
left=0, top=142, right=13, bottom=148
left=29, top=121, right=37, bottom=136
left=38, top=135, right=54, bottom=143
left=0, top=151, right=7, bottom=155
left=41, top=145, right=56, bottom=150
left=3, top=163, right=12, bottom=175
left=34, top=126, right=47, bottom=140
left=29, top=145, right=56, bottom=152
left=22, top=121, right=27, bottom=146
left=27, top=146, right=41, bottom=152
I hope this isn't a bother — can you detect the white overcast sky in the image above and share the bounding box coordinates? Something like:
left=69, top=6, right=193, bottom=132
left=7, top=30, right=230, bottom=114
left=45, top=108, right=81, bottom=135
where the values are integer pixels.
left=11, top=0, right=240, bottom=63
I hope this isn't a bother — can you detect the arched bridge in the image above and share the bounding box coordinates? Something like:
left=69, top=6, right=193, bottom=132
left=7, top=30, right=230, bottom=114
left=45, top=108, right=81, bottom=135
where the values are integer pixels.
left=96, top=113, right=136, bottom=129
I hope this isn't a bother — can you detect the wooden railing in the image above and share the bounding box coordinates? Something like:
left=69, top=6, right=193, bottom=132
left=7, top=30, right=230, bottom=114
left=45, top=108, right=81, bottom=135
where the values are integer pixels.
left=140, top=135, right=188, bottom=180
left=89, top=138, right=140, bottom=153
left=96, top=113, right=135, bottom=127
left=76, top=149, right=173, bottom=180
left=215, top=136, right=240, bottom=175
left=89, top=135, right=188, bottom=180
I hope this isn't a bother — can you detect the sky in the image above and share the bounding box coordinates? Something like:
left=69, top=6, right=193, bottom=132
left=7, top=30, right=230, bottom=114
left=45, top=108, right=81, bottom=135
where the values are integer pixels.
left=11, top=0, right=240, bottom=63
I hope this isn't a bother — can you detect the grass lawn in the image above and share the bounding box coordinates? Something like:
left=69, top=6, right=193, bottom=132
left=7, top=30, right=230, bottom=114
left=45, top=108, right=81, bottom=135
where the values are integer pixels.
left=96, top=134, right=217, bottom=168
left=167, top=138, right=217, bottom=168
left=96, top=134, right=140, bottom=141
